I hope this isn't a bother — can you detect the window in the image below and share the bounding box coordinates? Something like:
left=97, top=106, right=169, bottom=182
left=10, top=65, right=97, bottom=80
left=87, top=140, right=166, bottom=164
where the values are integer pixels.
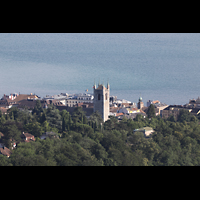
left=98, top=94, right=100, bottom=100
left=105, top=93, right=108, bottom=100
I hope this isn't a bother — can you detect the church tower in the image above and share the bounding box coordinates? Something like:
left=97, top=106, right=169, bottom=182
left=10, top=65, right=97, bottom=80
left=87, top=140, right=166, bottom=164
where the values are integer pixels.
left=93, top=80, right=110, bottom=122
left=137, top=96, right=144, bottom=109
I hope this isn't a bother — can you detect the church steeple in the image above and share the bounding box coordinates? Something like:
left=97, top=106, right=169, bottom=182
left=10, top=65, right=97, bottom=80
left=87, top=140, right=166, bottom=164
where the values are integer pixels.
left=98, top=78, right=100, bottom=86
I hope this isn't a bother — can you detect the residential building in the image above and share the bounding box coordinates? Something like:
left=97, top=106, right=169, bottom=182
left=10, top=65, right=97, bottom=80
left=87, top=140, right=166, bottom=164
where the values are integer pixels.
left=2, top=93, right=18, bottom=100
left=0, top=146, right=12, bottom=157
left=146, top=100, right=168, bottom=116
left=162, top=105, right=192, bottom=120
left=0, top=107, right=8, bottom=114
left=117, top=112, right=146, bottom=121
left=133, top=127, right=154, bottom=137
left=40, top=131, right=59, bottom=140
left=21, top=132, right=35, bottom=142
left=0, top=93, right=39, bottom=109
left=0, top=99, right=11, bottom=109
left=185, top=97, right=200, bottom=108
left=110, top=95, right=117, bottom=104
left=147, top=100, right=160, bottom=107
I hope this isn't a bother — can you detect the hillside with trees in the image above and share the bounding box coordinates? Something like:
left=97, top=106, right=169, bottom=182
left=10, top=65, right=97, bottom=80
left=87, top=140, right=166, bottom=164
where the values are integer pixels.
left=1, top=100, right=200, bottom=166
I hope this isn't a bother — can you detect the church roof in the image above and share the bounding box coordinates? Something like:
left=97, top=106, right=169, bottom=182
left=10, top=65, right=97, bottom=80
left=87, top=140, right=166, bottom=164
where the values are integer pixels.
left=96, top=84, right=107, bottom=90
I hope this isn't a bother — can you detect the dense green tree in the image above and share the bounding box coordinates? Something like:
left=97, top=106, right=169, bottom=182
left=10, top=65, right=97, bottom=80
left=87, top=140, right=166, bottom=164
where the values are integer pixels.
left=71, top=107, right=87, bottom=124
left=147, top=104, right=156, bottom=119
left=32, top=100, right=43, bottom=116
left=0, top=154, right=12, bottom=166
left=3, top=97, right=200, bottom=166
left=46, top=106, right=62, bottom=130
left=104, top=116, right=118, bottom=130
left=88, top=111, right=103, bottom=128
left=24, top=122, right=44, bottom=137
left=177, top=109, right=192, bottom=122
left=2, top=121, right=21, bottom=147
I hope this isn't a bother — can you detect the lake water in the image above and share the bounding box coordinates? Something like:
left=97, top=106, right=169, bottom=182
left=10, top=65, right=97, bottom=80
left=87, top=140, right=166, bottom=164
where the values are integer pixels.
left=0, top=33, right=200, bottom=106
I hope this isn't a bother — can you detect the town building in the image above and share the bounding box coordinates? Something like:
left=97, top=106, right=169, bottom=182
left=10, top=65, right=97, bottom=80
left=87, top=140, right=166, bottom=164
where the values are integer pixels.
left=0, top=93, right=39, bottom=110
left=43, top=93, right=94, bottom=108
left=21, top=132, right=35, bottom=142
left=185, top=97, right=200, bottom=108
left=65, top=93, right=94, bottom=107
left=146, top=100, right=168, bottom=116
left=2, top=93, right=19, bottom=101
left=40, top=131, right=59, bottom=140
left=117, top=112, right=146, bottom=121
left=114, top=99, right=132, bottom=104
left=161, top=105, right=195, bottom=120
left=133, top=127, right=154, bottom=137
left=0, top=146, right=12, bottom=157
left=93, top=81, right=110, bottom=122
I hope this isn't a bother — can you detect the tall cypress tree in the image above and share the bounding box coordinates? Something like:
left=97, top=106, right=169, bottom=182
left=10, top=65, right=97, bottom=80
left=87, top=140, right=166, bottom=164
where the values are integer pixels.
left=62, top=117, right=66, bottom=132
left=147, top=104, right=156, bottom=118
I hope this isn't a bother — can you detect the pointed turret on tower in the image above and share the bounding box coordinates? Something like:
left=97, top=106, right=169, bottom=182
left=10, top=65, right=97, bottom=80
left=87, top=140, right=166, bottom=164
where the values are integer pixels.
left=93, top=79, right=96, bottom=89
left=107, top=78, right=109, bottom=89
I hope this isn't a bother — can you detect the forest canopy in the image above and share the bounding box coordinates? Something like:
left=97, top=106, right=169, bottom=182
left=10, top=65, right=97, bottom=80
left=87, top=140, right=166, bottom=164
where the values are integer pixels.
left=0, top=101, right=200, bottom=166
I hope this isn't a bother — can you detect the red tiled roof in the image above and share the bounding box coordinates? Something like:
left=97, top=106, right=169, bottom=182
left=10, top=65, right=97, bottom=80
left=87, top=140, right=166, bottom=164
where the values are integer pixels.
left=0, top=147, right=12, bottom=157
left=152, top=100, right=160, bottom=104
left=21, top=132, right=35, bottom=142
left=0, top=107, right=8, bottom=114
left=11, top=94, right=38, bottom=103
left=0, top=132, right=4, bottom=137
left=22, top=132, right=34, bottom=138
left=116, top=113, right=124, bottom=117
left=110, top=107, right=119, bottom=113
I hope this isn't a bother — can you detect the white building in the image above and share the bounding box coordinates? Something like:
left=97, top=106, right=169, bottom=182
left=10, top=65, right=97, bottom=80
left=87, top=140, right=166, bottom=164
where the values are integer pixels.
left=66, top=93, right=94, bottom=107
left=42, top=92, right=94, bottom=107
left=114, top=99, right=132, bottom=104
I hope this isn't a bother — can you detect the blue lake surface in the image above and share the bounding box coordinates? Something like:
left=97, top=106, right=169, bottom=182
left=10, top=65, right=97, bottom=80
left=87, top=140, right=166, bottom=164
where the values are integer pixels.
left=0, top=33, right=200, bottom=105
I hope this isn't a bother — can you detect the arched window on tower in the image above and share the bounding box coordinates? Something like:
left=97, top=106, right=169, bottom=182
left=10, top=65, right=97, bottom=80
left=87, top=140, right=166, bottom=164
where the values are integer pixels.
left=98, top=94, right=100, bottom=100
left=105, top=93, right=108, bottom=100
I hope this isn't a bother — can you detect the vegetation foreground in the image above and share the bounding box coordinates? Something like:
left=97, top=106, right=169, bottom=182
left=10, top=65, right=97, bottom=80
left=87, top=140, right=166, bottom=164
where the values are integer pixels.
left=0, top=101, right=200, bottom=166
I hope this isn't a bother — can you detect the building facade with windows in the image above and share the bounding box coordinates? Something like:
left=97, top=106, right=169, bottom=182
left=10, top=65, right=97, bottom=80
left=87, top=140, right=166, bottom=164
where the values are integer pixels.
left=65, top=93, right=94, bottom=107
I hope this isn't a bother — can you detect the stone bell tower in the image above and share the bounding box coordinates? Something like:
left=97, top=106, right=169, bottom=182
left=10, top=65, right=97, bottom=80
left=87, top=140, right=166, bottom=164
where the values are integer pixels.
left=93, top=80, right=110, bottom=122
